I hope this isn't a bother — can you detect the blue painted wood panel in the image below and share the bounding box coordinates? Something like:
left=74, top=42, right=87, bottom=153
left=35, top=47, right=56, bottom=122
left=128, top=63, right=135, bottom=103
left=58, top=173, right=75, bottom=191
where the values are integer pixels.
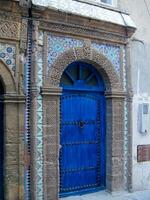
left=60, top=61, right=106, bottom=196
left=60, top=93, right=105, bottom=194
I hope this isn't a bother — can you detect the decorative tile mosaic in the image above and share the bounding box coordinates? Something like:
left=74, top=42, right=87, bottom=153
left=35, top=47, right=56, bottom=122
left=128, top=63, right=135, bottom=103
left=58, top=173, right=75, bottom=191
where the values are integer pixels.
left=122, top=46, right=128, bottom=189
left=124, top=98, right=128, bottom=189
left=47, top=35, right=121, bottom=75
left=25, top=32, right=32, bottom=200
left=122, top=47, right=127, bottom=91
left=35, top=32, right=44, bottom=200
left=25, top=32, right=44, bottom=200
left=38, top=31, right=44, bottom=46
left=0, top=43, right=16, bottom=73
left=92, top=42, right=120, bottom=75
left=47, top=34, right=84, bottom=72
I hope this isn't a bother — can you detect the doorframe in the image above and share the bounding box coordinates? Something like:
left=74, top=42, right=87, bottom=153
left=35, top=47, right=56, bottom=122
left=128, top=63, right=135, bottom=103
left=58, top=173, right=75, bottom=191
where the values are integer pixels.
left=42, top=45, right=126, bottom=200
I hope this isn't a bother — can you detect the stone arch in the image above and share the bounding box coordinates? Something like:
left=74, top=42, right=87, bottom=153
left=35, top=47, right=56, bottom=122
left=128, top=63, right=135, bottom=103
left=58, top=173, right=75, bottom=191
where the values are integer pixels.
left=0, top=60, right=16, bottom=93
left=43, top=44, right=126, bottom=199
left=47, top=46, right=123, bottom=92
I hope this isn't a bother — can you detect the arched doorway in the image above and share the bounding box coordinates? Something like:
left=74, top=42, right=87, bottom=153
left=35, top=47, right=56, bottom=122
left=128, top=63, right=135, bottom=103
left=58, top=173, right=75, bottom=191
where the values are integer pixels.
left=59, top=61, right=106, bottom=196
left=0, top=79, right=4, bottom=199
left=43, top=47, right=125, bottom=199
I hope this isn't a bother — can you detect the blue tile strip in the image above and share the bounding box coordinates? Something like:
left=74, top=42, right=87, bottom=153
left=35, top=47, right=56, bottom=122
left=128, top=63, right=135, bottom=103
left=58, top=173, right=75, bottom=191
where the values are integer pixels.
left=36, top=31, right=44, bottom=199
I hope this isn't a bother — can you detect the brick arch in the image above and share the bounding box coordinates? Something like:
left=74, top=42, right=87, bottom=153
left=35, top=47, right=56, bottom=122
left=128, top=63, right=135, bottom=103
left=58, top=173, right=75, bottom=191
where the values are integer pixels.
left=47, top=46, right=123, bottom=92
left=0, top=60, right=16, bottom=93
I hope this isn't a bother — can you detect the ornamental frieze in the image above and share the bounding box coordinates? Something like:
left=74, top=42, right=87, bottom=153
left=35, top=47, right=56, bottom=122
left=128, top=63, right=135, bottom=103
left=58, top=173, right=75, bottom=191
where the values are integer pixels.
left=0, top=20, right=20, bottom=40
left=39, top=21, right=127, bottom=44
left=0, top=18, right=28, bottom=51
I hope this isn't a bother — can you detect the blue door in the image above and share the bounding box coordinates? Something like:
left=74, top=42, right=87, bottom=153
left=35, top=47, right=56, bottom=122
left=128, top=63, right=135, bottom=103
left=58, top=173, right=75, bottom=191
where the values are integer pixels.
left=60, top=61, right=106, bottom=196
left=0, top=80, right=4, bottom=199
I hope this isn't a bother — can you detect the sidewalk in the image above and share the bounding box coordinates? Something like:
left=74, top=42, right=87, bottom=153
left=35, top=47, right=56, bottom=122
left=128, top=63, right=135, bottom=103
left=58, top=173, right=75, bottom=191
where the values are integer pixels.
left=61, top=190, right=150, bottom=200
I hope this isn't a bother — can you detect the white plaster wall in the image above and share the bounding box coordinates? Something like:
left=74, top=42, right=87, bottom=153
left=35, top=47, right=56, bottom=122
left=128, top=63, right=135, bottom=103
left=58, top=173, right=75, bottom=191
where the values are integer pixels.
left=119, top=0, right=150, bottom=191
left=132, top=95, right=150, bottom=191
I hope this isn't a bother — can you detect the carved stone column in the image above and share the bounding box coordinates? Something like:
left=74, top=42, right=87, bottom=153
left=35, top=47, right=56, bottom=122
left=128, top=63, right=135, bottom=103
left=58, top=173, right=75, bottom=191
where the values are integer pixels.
left=126, top=42, right=133, bottom=192
left=4, top=94, right=25, bottom=200
left=30, top=20, right=40, bottom=200
left=105, top=91, right=126, bottom=192
left=41, top=87, right=62, bottom=200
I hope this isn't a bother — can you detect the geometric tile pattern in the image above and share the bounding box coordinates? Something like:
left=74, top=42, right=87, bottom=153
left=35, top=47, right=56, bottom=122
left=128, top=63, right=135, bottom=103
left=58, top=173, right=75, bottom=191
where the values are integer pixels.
left=24, top=31, right=32, bottom=200
left=36, top=31, right=44, bottom=200
left=47, top=35, right=121, bottom=76
left=36, top=95, right=43, bottom=200
left=122, top=46, right=127, bottom=91
left=122, top=46, right=128, bottom=189
left=47, top=34, right=84, bottom=73
left=92, top=42, right=121, bottom=75
left=0, top=42, right=16, bottom=74
left=124, top=98, right=128, bottom=190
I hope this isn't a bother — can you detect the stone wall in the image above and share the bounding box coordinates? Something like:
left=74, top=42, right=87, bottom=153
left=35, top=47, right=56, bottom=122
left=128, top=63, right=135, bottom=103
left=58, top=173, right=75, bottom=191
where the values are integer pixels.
left=0, top=1, right=28, bottom=199
left=0, top=1, right=136, bottom=199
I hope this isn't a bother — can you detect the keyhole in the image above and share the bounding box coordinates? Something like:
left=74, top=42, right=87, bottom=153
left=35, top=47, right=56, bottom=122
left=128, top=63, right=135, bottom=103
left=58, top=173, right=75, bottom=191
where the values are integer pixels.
left=79, top=121, right=84, bottom=128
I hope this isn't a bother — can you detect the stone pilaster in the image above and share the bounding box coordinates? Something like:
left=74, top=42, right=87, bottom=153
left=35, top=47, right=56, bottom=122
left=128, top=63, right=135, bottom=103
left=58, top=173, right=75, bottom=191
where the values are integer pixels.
left=126, top=42, right=133, bottom=192
left=105, top=91, right=126, bottom=192
left=42, top=87, right=62, bottom=200
left=4, top=94, right=25, bottom=200
left=30, top=20, right=40, bottom=199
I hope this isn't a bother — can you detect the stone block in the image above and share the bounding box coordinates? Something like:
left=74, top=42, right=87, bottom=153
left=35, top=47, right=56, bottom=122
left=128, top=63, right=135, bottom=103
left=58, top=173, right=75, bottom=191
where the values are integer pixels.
left=5, top=129, right=18, bottom=144
left=5, top=144, right=19, bottom=165
left=5, top=104, right=18, bottom=129
left=5, top=165, right=19, bottom=183
left=107, top=174, right=124, bottom=192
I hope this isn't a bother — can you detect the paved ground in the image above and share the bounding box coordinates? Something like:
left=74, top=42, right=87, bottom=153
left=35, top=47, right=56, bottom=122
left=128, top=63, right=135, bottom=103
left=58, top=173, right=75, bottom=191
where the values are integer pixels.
left=61, top=190, right=150, bottom=200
